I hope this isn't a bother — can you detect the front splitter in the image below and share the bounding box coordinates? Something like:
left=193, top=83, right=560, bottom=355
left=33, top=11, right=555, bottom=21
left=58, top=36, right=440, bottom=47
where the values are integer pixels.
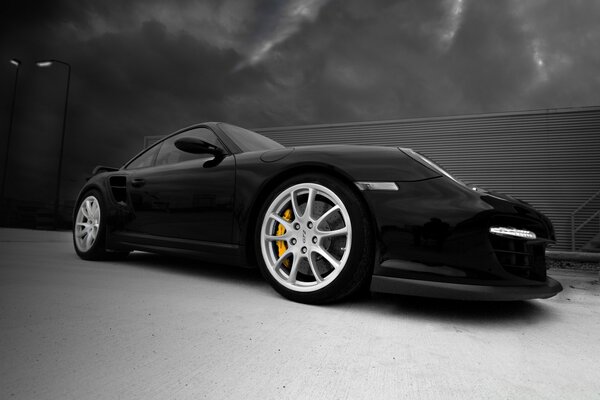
left=370, top=275, right=563, bottom=301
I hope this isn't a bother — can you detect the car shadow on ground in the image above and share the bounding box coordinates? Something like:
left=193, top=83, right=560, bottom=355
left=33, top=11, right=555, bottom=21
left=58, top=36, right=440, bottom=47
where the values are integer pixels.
left=119, top=251, right=265, bottom=286
left=120, top=251, right=555, bottom=325
left=341, top=290, right=556, bottom=326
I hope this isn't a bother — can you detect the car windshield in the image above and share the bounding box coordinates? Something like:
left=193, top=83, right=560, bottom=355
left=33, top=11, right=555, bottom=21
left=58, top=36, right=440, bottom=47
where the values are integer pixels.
left=219, top=123, right=284, bottom=152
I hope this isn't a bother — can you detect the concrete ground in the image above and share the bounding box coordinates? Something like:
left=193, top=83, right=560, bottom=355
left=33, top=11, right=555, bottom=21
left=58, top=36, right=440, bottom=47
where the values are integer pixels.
left=1, top=228, right=599, bottom=400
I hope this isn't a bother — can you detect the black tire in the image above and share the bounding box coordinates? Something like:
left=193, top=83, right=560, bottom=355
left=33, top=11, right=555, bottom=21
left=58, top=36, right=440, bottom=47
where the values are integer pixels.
left=255, top=173, right=374, bottom=304
left=73, top=190, right=113, bottom=260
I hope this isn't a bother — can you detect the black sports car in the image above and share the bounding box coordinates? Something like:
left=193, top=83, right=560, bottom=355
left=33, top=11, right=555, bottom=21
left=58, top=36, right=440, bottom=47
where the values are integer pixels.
left=73, top=122, right=562, bottom=304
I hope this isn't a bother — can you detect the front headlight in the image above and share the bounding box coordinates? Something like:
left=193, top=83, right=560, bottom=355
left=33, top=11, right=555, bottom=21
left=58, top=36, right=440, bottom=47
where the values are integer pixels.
left=489, top=226, right=537, bottom=240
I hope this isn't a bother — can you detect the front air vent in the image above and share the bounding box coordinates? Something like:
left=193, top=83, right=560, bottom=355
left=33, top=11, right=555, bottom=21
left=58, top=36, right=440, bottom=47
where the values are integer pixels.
left=490, top=235, right=546, bottom=281
left=109, top=176, right=127, bottom=203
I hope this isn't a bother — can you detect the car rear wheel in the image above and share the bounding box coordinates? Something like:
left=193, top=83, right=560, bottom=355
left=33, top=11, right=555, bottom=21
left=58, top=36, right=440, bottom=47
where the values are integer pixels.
left=256, top=174, right=373, bottom=304
left=73, top=190, right=126, bottom=260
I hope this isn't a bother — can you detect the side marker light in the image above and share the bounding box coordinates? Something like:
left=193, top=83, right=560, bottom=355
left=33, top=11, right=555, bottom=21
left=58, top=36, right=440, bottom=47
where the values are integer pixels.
left=355, top=182, right=399, bottom=191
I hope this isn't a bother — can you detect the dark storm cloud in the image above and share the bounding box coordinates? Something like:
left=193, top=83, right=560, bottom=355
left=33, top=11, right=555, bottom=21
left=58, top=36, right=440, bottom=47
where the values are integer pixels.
left=64, top=19, right=266, bottom=162
left=1, top=0, right=600, bottom=205
left=249, top=0, right=600, bottom=122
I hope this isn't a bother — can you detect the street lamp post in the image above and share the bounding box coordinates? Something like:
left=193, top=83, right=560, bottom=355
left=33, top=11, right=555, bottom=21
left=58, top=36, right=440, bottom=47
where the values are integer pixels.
left=1, top=59, right=22, bottom=224
left=37, top=59, right=71, bottom=229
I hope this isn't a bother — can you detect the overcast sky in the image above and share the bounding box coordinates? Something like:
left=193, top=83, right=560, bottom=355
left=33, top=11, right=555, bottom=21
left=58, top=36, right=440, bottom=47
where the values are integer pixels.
left=1, top=0, right=600, bottom=205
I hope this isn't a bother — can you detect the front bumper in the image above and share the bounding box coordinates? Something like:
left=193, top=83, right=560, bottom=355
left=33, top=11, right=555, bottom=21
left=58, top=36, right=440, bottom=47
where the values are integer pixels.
left=370, top=275, right=563, bottom=301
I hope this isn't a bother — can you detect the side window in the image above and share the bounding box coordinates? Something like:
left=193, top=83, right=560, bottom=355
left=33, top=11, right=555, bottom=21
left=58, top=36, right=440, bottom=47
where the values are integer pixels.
left=155, top=128, right=223, bottom=167
left=126, top=145, right=160, bottom=170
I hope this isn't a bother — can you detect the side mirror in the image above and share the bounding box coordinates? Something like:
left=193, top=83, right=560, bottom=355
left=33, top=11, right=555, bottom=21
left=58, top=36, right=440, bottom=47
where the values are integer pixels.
left=174, top=137, right=224, bottom=156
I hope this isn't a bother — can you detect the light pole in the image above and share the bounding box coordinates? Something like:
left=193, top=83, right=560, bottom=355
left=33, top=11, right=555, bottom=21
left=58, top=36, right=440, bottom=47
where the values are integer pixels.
left=37, top=59, right=71, bottom=229
left=1, top=59, right=21, bottom=220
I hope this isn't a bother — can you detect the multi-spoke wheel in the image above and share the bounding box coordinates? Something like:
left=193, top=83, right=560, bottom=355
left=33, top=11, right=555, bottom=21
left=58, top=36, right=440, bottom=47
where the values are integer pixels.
left=73, top=190, right=125, bottom=260
left=74, top=195, right=101, bottom=253
left=257, top=174, right=373, bottom=304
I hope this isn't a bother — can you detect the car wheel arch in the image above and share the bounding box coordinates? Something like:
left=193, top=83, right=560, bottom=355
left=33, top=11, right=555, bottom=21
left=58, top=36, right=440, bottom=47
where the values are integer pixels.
left=74, top=180, right=116, bottom=240
left=242, top=164, right=379, bottom=267
left=73, top=182, right=107, bottom=219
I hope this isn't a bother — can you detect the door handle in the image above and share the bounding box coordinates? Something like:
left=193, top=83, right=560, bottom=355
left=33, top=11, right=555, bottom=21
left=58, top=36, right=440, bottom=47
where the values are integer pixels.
left=131, top=178, right=146, bottom=188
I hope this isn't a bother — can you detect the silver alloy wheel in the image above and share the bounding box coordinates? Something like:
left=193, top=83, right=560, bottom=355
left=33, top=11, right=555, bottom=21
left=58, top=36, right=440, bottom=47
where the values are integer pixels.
left=260, top=182, right=352, bottom=292
left=74, top=195, right=101, bottom=252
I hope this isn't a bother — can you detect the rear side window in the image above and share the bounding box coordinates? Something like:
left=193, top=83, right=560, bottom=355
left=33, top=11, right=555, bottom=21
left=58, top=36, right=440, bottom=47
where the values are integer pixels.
left=126, top=145, right=160, bottom=170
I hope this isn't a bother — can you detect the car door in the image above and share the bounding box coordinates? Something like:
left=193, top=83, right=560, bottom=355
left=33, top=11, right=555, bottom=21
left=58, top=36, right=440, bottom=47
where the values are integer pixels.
left=124, top=126, right=235, bottom=244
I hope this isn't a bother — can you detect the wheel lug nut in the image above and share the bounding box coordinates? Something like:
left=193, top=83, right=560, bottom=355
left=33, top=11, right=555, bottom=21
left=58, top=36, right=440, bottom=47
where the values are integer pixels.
left=301, top=247, right=307, bottom=254
left=312, top=237, right=318, bottom=244
left=290, top=238, right=297, bottom=245
left=294, top=223, right=300, bottom=230
left=307, top=221, right=313, bottom=228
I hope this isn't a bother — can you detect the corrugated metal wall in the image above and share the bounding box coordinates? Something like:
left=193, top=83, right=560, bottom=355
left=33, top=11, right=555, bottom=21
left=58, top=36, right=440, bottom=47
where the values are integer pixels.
left=255, top=107, right=600, bottom=251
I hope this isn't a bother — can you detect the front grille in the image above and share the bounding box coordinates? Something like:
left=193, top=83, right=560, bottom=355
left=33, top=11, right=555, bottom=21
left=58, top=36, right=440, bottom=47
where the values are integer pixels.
left=490, top=235, right=546, bottom=281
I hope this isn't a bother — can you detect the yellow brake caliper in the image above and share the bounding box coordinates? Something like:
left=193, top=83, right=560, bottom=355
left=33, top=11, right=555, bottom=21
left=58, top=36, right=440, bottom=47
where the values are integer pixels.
left=276, top=208, right=293, bottom=268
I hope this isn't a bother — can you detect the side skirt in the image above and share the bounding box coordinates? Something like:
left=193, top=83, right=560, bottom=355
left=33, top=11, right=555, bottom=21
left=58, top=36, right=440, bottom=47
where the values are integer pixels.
left=109, top=231, right=248, bottom=266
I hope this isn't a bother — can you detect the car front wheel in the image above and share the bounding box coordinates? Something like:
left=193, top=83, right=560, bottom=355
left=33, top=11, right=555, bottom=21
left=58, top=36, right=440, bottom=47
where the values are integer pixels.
left=256, top=174, right=373, bottom=304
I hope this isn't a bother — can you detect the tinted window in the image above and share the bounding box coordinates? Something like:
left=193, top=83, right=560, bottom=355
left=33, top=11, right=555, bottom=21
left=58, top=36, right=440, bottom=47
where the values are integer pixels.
left=126, top=145, right=160, bottom=170
left=155, top=127, right=224, bottom=166
left=219, top=123, right=283, bottom=152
